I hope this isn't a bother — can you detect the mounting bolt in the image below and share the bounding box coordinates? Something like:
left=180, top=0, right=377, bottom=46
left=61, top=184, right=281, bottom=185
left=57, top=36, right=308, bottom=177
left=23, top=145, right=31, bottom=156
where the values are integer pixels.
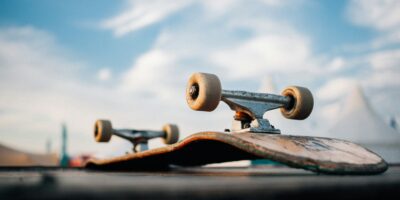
left=189, top=84, right=199, bottom=99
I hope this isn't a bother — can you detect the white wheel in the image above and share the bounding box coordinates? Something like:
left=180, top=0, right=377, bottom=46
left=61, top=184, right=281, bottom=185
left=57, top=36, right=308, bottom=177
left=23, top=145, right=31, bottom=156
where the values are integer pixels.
left=280, top=86, right=314, bottom=120
left=94, top=119, right=113, bottom=142
left=186, top=72, right=222, bottom=111
left=162, top=124, right=179, bottom=144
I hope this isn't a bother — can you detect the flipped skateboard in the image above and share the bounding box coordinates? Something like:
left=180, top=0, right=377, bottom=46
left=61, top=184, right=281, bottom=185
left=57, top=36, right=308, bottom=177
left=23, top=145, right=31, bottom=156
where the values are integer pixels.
left=85, top=73, right=388, bottom=174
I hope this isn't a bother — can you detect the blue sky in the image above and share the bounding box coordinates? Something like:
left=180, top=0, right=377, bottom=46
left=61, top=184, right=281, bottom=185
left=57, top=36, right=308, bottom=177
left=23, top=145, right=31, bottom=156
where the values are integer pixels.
left=0, top=0, right=399, bottom=156
left=0, top=0, right=156, bottom=72
left=0, top=0, right=376, bottom=73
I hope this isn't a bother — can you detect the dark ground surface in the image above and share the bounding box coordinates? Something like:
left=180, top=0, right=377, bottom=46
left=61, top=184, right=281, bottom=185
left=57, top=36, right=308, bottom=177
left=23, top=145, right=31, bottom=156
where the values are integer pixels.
left=0, top=164, right=399, bottom=200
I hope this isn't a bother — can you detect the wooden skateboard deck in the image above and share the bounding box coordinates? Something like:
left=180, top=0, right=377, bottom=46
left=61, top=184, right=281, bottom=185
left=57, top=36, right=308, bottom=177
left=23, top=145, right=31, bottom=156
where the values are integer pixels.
left=85, top=132, right=388, bottom=174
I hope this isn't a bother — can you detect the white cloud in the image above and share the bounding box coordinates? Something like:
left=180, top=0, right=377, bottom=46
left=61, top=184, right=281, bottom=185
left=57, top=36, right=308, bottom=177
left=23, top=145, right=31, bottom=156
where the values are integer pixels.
left=97, top=68, right=112, bottom=81
left=201, top=0, right=238, bottom=16
left=101, top=0, right=192, bottom=37
left=101, top=0, right=301, bottom=37
left=371, top=29, right=400, bottom=48
left=211, top=34, right=313, bottom=79
left=368, top=49, right=400, bottom=70
left=346, top=0, right=400, bottom=50
left=347, top=0, right=400, bottom=31
left=316, top=78, right=358, bottom=101
left=366, top=69, right=400, bottom=88
left=120, top=49, right=177, bottom=94
left=259, top=0, right=281, bottom=6
left=327, top=57, right=346, bottom=72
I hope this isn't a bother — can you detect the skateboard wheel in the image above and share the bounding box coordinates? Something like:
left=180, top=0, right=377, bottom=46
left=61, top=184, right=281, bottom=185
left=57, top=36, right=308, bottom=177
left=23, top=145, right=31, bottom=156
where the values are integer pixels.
left=280, top=86, right=313, bottom=120
left=186, top=72, right=222, bottom=111
left=94, top=119, right=113, bottom=142
left=162, top=124, right=179, bottom=144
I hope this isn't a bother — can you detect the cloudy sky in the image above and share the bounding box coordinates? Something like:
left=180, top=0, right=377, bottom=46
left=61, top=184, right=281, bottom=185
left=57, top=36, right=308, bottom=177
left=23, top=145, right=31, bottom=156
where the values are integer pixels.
left=0, top=0, right=399, bottom=156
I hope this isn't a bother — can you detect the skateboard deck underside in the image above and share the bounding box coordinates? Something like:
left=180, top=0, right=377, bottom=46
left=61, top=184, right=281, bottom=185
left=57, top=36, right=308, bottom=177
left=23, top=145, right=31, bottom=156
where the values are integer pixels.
left=85, top=132, right=388, bottom=174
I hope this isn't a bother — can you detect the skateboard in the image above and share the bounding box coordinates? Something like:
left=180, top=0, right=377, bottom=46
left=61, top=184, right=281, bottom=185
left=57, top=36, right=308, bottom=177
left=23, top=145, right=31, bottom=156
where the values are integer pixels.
left=85, top=73, right=388, bottom=174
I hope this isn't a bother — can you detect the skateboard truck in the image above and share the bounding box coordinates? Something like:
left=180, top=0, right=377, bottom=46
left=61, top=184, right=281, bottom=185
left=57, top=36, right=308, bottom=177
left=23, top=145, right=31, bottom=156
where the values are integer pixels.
left=186, top=73, right=314, bottom=134
left=94, top=120, right=179, bottom=152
